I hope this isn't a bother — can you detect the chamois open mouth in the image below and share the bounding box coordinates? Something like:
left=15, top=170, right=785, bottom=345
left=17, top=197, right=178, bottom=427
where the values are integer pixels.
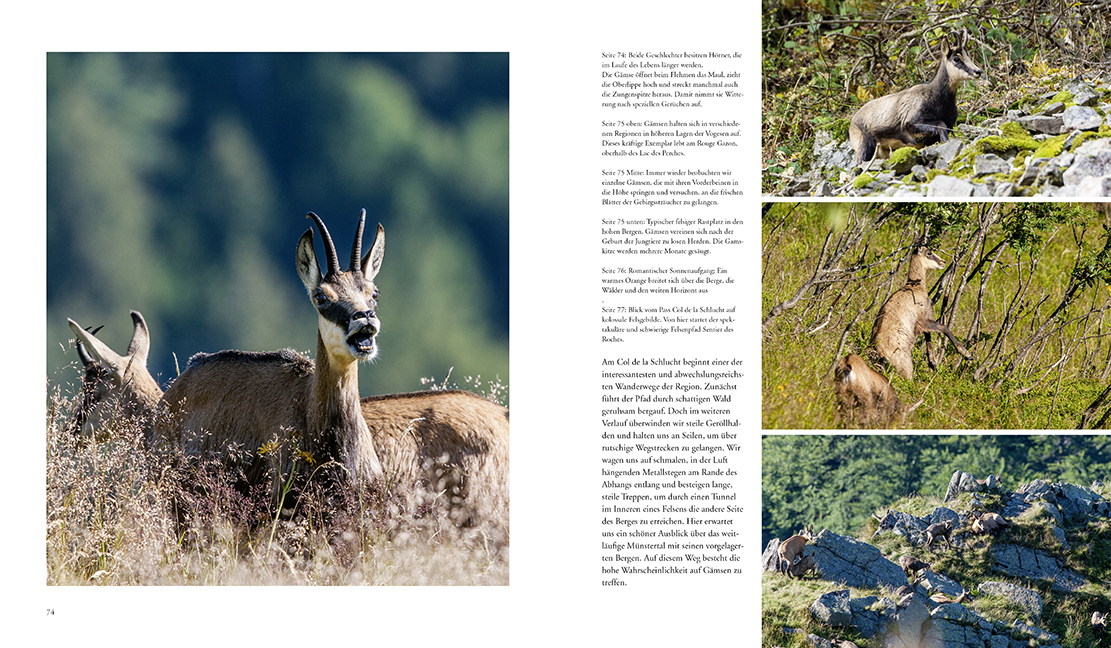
left=347, top=329, right=377, bottom=356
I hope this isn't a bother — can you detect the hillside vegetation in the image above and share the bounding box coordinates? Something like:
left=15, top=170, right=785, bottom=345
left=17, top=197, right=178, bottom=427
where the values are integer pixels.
left=45, top=377, right=509, bottom=586
left=762, top=436, right=1111, bottom=648
left=762, top=202, right=1111, bottom=429
left=762, top=0, right=1111, bottom=195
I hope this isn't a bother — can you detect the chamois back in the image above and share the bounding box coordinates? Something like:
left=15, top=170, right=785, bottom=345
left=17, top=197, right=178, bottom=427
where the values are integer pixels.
left=925, top=519, right=954, bottom=552
left=834, top=353, right=900, bottom=425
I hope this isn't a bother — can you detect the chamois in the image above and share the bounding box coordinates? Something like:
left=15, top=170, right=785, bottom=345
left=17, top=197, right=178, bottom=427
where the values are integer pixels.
left=76, top=312, right=509, bottom=523
left=898, top=555, right=931, bottom=579
left=777, top=524, right=814, bottom=573
left=834, top=353, right=900, bottom=425
left=67, top=311, right=162, bottom=439
left=871, top=240, right=972, bottom=380
left=971, top=512, right=1010, bottom=536
left=925, top=519, right=954, bottom=553
left=786, top=554, right=816, bottom=579
left=849, top=30, right=982, bottom=167
left=156, top=211, right=386, bottom=494
left=930, top=589, right=973, bottom=605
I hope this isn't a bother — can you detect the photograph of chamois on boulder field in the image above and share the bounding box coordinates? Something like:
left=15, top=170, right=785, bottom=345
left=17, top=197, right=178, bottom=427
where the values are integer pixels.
left=761, top=434, right=1111, bottom=648
left=762, top=201, right=1111, bottom=430
left=762, top=0, right=1111, bottom=198
left=46, top=53, right=509, bottom=585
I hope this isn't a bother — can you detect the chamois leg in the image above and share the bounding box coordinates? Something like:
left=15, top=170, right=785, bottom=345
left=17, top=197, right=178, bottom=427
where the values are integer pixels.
left=921, top=319, right=973, bottom=361
left=924, top=331, right=936, bottom=369
left=912, top=121, right=950, bottom=143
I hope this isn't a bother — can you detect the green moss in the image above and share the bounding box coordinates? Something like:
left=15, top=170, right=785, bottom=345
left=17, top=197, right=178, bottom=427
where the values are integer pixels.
left=1001, top=121, right=1030, bottom=139
left=1039, top=90, right=1075, bottom=112
left=1031, top=134, right=1067, bottom=159
left=886, top=146, right=920, bottom=168
left=976, top=127, right=1039, bottom=155
left=1069, top=125, right=1111, bottom=152
left=825, top=118, right=850, bottom=143
left=852, top=172, right=875, bottom=189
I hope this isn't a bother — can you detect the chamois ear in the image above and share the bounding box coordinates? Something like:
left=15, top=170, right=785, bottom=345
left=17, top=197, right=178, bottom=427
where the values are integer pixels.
left=126, top=311, right=150, bottom=366
left=68, top=318, right=124, bottom=372
left=361, top=223, right=385, bottom=281
left=296, top=229, right=322, bottom=292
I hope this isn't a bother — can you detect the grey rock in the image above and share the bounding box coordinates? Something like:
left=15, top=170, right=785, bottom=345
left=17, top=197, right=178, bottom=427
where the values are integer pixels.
left=1064, top=143, right=1111, bottom=187
left=991, top=543, right=1088, bottom=591
left=762, top=538, right=782, bottom=572
left=810, top=530, right=908, bottom=589
left=810, top=589, right=853, bottom=627
left=886, top=596, right=933, bottom=648
left=919, top=569, right=966, bottom=599
left=980, top=580, right=1043, bottom=622
left=1016, top=115, right=1063, bottom=134
left=1063, top=105, right=1104, bottom=131
left=926, top=175, right=974, bottom=197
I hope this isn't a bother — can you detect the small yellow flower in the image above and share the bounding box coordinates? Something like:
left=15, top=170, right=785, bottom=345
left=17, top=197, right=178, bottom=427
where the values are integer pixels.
left=295, top=450, right=316, bottom=465
left=259, top=441, right=279, bottom=455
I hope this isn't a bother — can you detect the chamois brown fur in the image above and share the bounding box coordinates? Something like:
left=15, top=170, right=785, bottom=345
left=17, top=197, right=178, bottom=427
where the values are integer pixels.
left=156, top=212, right=387, bottom=495
left=68, top=311, right=163, bottom=439
left=930, top=590, right=972, bottom=605
left=898, top=555, right=931, bottom=579
left=71, top=311, right=509, bottom=524
left=777, top=524, right=814, bottom=573
left=871, top=240, right=972, bottom=380
left=925, top=519, right=954, bottom=553
left=971, top=512, right=1010, bottom=536
left=849, top=30, right=982, bottom=166
left=834, top=353, right=900, bottom=425
left=786, top=554, right=816, bottom=579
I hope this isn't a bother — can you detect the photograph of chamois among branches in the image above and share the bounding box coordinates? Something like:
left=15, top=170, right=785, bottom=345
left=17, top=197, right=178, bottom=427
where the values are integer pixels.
left=46, top=53, right=509, bottom=585
left=762, top=434, right=1111, bottom=648
left=762, top=1, right=1111, bottom=198
left=762, top=201, right=1111, bottom=430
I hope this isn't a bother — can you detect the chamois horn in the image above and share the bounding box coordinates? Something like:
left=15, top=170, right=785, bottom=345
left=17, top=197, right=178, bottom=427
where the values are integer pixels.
left=306, top=211, right=341, bottom=277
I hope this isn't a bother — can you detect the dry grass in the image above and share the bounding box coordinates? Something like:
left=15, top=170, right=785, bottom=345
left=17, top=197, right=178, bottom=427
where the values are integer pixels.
left=45, top=378, right=509, bottom=586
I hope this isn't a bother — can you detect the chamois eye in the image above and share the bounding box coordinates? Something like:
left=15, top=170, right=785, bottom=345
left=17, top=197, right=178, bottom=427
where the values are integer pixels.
left=313, top=290, right=328, bottom=306
left=372, top=288, right=379, bottom=300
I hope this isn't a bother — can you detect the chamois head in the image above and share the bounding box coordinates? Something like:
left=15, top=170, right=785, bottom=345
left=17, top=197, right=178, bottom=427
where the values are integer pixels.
left=940, top=30, right=982, bottom=89
left=67, top=311, right=162, bottom=437
left=911, top=238, right=945, bottom=274
left=296, top=210, right=385, bottom=364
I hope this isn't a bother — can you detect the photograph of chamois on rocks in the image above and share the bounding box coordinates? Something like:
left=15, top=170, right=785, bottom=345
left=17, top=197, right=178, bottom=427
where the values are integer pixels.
left=762, top=201, right=1111, bottom=430
left=45, top=53, right=509, bottom=585
left=762, top=0, right=1111, bottom=198
left=761, top=434, right=1111, bottom=648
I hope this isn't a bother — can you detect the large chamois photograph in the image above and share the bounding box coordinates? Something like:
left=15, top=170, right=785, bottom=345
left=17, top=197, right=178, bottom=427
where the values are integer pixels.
left=762, top=201, right=1111, bottom=429
left=46, top=53, right=510, bottom=585
left=761, top=434, right=1111, bottom=648
left=762, top=1, right=1111, bottom=198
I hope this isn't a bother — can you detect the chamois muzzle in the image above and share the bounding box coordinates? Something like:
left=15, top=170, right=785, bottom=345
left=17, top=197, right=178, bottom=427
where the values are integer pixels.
left=346, top=313, right=379, bottom=357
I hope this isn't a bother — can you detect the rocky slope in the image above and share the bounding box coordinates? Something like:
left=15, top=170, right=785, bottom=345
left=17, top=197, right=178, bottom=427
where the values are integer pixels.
left=770, top=75, right=1111, bottom=198
left=762, top=471, right=1111, bottom=648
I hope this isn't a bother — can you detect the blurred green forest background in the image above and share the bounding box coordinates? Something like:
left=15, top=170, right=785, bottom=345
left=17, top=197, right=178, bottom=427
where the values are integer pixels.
left=762, top=435, right=1111, bottom=547
left=47, top=52, right=509, bottom=401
